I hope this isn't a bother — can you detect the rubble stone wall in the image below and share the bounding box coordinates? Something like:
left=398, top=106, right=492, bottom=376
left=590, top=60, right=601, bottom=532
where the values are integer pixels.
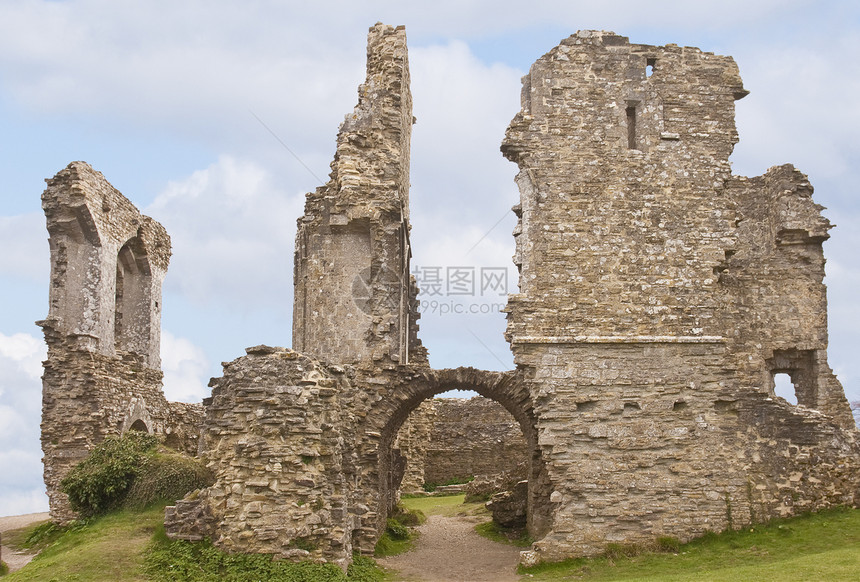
left=421, top=397, right=529, bottom=484
left=165, top=357, right=547, bottom=564
left=292, top=23, right=425, bottom=367
left=502, top=30, right=859, bottom=562
left=394, top=400, right=435, bottom=493
left=39, top=162, right=202, bottom=523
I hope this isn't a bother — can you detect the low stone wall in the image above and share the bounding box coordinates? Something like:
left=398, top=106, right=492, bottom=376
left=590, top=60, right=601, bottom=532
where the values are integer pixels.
left=423, top=397, right=529, bottom=485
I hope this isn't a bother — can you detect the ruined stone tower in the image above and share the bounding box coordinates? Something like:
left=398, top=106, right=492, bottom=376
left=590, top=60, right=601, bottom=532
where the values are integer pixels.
left=502, top=30, right=857, bottom=562
left=39, top=162, right=201, bottom=522
left=293, top=24, right=425, bottom=366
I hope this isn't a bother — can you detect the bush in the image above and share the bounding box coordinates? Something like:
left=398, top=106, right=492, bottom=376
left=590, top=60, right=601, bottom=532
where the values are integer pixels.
left=385, top=518, right=409, bottom=541
left=346, top=554, right=385, bottom=582
left=61, top=432, right=159, bottom=516
left=0, top=559, right=9, bottom=576
left=61, top=432, right=213, bottom=516
left=124, top=449, right=213, bottom=509
left=145, top=535, right=347, bottom=582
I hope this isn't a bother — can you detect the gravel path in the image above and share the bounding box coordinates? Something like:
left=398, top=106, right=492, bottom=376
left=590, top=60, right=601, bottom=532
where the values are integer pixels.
left=379, top=514, right=522, bottom=582
left=0, top=512, right=50, bottom=573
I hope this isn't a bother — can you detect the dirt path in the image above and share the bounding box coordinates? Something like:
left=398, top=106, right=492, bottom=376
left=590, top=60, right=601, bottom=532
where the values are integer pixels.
left=379, top=514, right=522, bottom=582
left=0, top=512, right=50, bottom=573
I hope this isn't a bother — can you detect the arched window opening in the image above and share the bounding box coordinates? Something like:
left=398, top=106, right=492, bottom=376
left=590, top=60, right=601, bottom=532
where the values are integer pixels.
left=114, top=237, right=152, bottom=358
left=129, top=419, right=149, bottom=433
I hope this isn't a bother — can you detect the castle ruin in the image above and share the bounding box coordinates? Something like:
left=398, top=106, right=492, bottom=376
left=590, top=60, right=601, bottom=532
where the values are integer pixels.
left=40, top=24, right=859, bottom=567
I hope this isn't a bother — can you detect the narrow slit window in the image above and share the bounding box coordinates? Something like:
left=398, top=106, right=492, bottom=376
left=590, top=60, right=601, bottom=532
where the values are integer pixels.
left=626, top=105, right=637, bottom=149
left=646, top=57, right=656, bottom=77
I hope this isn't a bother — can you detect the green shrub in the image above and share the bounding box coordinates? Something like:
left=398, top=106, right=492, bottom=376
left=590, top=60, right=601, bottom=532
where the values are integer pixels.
left=61, top=432, right=159, bottom=516
left=385, top=518, right=409, bottom=540
left=61, top=432, right=213, bottom=517
left=145, top=534, right=352, bottom=581
left=123, top=449, right=213, bottom=509
left=0, top=559, right=9, bottom=576
left=346, top=554, right=385, bottom=582
left=373, top=505, right=422, bottom=557
left=390, top=503, right=425, bottom=526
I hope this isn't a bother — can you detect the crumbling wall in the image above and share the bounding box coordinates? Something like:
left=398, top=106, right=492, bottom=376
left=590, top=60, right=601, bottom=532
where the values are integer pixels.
left=502, top=31, right=860, bottom=562
left=422, top=397, right=528, bottom=485
left=394, top=397, right=528, bottom=492
left=166, top=347, right=357, bottom=568
left=165, top=359, right=544, bottom=563
left=394, top=400, right=435, bottom=493
left=39, top=162, right=202, bottom=523
left=292, top=23, right=425, bottom=366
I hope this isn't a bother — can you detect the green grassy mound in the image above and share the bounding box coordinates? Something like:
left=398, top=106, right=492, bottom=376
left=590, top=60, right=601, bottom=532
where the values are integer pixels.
left=60, top=432, right=213, bottom=517
left=521, top=507, right=860, bottom=581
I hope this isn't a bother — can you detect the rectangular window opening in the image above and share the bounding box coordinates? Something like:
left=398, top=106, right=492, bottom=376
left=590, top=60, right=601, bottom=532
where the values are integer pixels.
left=626, top=105, right=637, bottom=149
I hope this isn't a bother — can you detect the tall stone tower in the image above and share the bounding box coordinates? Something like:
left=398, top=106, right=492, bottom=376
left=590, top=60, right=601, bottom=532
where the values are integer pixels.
left=502, top=31, right=856, bottom=561
left=293, top=23, right=425, bottom=366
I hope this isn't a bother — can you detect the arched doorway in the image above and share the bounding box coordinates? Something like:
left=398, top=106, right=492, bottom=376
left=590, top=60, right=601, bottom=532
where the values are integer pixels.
left=357, top=366, right=552, bottom=553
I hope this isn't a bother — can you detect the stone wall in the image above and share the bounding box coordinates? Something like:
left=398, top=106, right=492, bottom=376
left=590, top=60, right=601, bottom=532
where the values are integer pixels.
left=39, top=162, right=202, bottom=522
left=394, top=400, right=435, bottom=493
left=166, top=346, right=358, bottom=569
left=292, top=23, right=425, bottom=367
left=421, top=397, right=528, bottom=485
left=165, top=359, right=543, bottom=565
left=501, top=30, right=860, bottom=562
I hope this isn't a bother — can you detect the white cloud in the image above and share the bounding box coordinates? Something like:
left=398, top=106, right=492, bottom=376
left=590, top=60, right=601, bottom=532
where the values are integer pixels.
left=731, top=33, right=860, bottom=185
left=0, top=332, right=48, bottom=516
left=0, top=214, right=48, bottom=282
left=147, top=155, right=305, bottom=313
left=0, top=487, right=49, bottom=518
left=160, top=331, right=211, bottom=403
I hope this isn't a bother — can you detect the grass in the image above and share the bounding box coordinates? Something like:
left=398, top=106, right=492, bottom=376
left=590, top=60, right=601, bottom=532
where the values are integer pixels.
left=373, top=505, right=426, bottom=558
left=400, top=494, right=485, bottom=518
left=6, top=499, right=858, bottom=581
left=474, top=520, right=533, bottom=548
left=521, top=507, right=860, bottom=581
left=4, top=504, right=388, bottom=582
left=420, top=476, right=473, bottom=493
left=402, top=493, right=533, bottom=548
left=5, top=506, right=164, bottom=581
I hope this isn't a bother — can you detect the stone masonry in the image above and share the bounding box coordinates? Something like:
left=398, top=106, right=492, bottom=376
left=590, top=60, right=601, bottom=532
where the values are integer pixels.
left=397, top=397, right=529, bottom=488
left=43, top=23, right=860, bottom=568
left=502, top=30, right=859, bottom=562
left=39, top=162, right=202, bottom=523
left=292, top=23, right=425, bottom=367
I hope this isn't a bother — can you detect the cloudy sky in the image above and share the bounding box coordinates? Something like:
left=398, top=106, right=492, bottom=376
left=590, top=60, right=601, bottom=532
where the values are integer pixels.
left=1, top=1, right=858, bottom=516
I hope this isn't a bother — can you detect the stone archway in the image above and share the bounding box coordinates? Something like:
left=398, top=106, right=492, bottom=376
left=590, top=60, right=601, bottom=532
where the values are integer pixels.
left=353, top=366, right=553, bottom=553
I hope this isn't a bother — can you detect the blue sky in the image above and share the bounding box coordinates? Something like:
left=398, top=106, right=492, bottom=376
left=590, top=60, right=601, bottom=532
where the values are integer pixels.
left=1, top=0, right=859, bottom=516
